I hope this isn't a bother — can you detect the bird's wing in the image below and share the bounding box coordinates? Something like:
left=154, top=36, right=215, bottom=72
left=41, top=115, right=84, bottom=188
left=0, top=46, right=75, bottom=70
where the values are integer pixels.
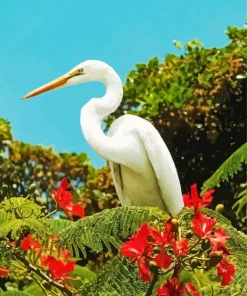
left=108, top=161, right=126, bottom=204
left=137, top=121, right=184, bottom=216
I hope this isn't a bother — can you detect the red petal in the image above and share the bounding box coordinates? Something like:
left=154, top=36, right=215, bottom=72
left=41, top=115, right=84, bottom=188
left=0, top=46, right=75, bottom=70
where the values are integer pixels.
left=172, top=239, right=189, bottom=256
left=40, top=254, right=54, bottom=267
left=192, top=213, right=216, bottom=238
left=150, top=219, right=174, bottom=247
left=183, top=193, right=193, bottom=207
left=138, top=257, right=152, bottom=282
left=217, top=257, right=235, bottom=286
left=157, top=277, right=184, bottom=296
left=184, top=282, right=200, bottom=296
left=60, top=248, right=70, bottom=261
left=190, top=184, right=200, bottom=205
left=71, top=204, right=85, bottom=218
left=0, top=267, right=9, bottom=277
left=60, top=178, right=70, bottom=190
left=20, top=237, right=30, bottom=251
left=183, top=184, right=214, bottom=215
left=120, top=223, right=150, bottom=260
left=153, top=250, right=172, bottom=269
left=201, top=189, right=214, bottom=207
left=65, top=261, right=75, bottom=274
left=49, top=258, right=64, bottom=279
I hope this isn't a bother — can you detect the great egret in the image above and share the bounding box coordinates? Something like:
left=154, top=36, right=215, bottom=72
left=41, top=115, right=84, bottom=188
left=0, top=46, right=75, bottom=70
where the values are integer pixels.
left=24, top=60, right=184, bottom=216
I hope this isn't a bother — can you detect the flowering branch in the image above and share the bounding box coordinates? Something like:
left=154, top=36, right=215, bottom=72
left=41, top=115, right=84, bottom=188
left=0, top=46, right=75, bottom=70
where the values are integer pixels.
left=14, top=252, right=73, bottom=296
left=120, top=184, right=236, bottom=295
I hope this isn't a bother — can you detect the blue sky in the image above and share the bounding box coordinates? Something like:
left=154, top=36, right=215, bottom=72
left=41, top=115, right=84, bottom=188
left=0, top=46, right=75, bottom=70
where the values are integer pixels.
left=0, top=0, right=245, bottom=167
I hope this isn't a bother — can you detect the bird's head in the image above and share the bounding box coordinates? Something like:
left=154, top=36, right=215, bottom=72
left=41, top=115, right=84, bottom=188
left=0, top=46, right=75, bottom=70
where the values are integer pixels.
left=23, top=60, right=112, bottom=99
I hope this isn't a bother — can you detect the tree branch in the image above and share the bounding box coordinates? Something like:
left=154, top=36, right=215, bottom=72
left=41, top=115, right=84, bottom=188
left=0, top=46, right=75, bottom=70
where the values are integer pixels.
left=144, top=267, right=159, bottom=296
left=14, top=253, right=73, bottom=296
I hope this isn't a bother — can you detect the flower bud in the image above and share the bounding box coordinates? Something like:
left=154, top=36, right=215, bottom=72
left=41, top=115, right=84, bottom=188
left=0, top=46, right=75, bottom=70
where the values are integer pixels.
left=28, top=184, right=36, bottom=194
left=171, top=218, right=179, bottom=225
left=149, top=260, right=158, bottom=267
left=215, top=204, right=224, bottom=213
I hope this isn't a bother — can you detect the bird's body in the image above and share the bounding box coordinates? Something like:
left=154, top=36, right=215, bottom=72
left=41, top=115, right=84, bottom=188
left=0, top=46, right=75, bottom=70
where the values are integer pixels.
left=24, top=60, right=184, bottom=216
left=108, top=114, right=183, bottom=215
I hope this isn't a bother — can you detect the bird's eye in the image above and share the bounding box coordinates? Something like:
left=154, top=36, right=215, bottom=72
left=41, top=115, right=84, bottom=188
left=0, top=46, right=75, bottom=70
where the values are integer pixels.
left=79, top=68, right=84, bottom=74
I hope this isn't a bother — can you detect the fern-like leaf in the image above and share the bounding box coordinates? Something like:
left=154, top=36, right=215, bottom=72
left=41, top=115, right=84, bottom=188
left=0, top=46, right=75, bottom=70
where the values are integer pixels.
left=79, top=255, right=147, bottom=295
left=201, top=143, right=247, bottom=194
left=46, top=218, right=73, bottom=233
left=58, top=206, right=166, bottom=257
left=232, top=188, right=247, bottom=219
left=0, top=218, right=46, bottom=240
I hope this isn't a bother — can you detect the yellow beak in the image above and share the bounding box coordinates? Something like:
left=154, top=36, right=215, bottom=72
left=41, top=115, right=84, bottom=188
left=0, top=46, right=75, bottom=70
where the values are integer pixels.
left=23, top=69, right=82, bottom=100
left=23, top=75, right=70, bottom=100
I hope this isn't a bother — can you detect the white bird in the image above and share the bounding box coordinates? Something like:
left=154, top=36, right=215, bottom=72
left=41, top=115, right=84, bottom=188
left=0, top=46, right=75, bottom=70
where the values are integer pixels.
left=24, top=60, right=184, bottom=216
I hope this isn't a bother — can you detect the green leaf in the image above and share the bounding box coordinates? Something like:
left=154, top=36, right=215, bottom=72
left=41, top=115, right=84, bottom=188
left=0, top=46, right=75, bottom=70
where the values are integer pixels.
left=232, top=188, right=247, bottom=218
left=79, top=256, right=147, bottom=296
left=173, top=40, right=183, bottom=49
left=22, top=285, right=43, bottom=296
left=68, top=265, right=96, bottom=289
left=1, top=198, right=43, bottom=218
left=58, top=206, right=167, bottom=257
left=2, top=292, right=33, bottom=296
left=0, top=218, right=46, bottom=240
left=201, top=143, right=247, bottom=194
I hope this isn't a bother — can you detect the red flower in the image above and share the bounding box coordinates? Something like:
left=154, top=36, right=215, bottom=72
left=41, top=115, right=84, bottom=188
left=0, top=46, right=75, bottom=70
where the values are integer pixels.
left=60, top=248, right=70, bottom=261
left=66, top=203, right=85, bottom=219
left=0, top=267, right=9, bottom=277
left=40, top=254, right=53, bottom=267
left=153, top=249, right=172, bottom=269
left=217, top=257, right=235, bottom=286
left=183, top=283, right=200, bottom=296
left=172, top=239, right=189, bottom=256
left=183, top=184, right=214, bottom=214
left=192, top=213, right=216, bottom=238
left=138, top=256, right=153, bottom=282
left=208, top=228, right=230, bottom=256
left=48, top=257, right=75, bottom=281
left=157, top=277, right=184, bottom=296
left=150, top=218, right=175, bottom=247
left=20, top=234, right=41, bottom=252
left=120, top=223, right=153, bottom=282
left=52, top=178, right=85, bottom=218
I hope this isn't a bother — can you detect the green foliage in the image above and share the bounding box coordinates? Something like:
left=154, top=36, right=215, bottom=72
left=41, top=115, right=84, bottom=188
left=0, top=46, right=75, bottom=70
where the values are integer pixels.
left=46, top=218, right=73, bottom=233
left=0, top=196, right=47, bottom=241
left=1, top=198, right=44, bottom=219
left=103, top=25, right=246, bottom=214
left=1, top=292, right=33, bottom=296
left=0, top=119, right=12, bottom=152
left=22, top=285, right=43, bottom=296
left=58, top=206, right=167, bottom=257
left=201, top=143, right=247, bottom=194
left=69, top=265, right=96, bottom=289
left=232, top=188, right=247, bottom=219
left=0, top=243, right=12, bottom=268
left=79, top=256, right=147, bottom=296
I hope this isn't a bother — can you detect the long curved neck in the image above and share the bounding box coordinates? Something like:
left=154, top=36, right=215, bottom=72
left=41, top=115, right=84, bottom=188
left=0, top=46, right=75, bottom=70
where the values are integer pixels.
left=80, top=65, right=123, bottom=161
